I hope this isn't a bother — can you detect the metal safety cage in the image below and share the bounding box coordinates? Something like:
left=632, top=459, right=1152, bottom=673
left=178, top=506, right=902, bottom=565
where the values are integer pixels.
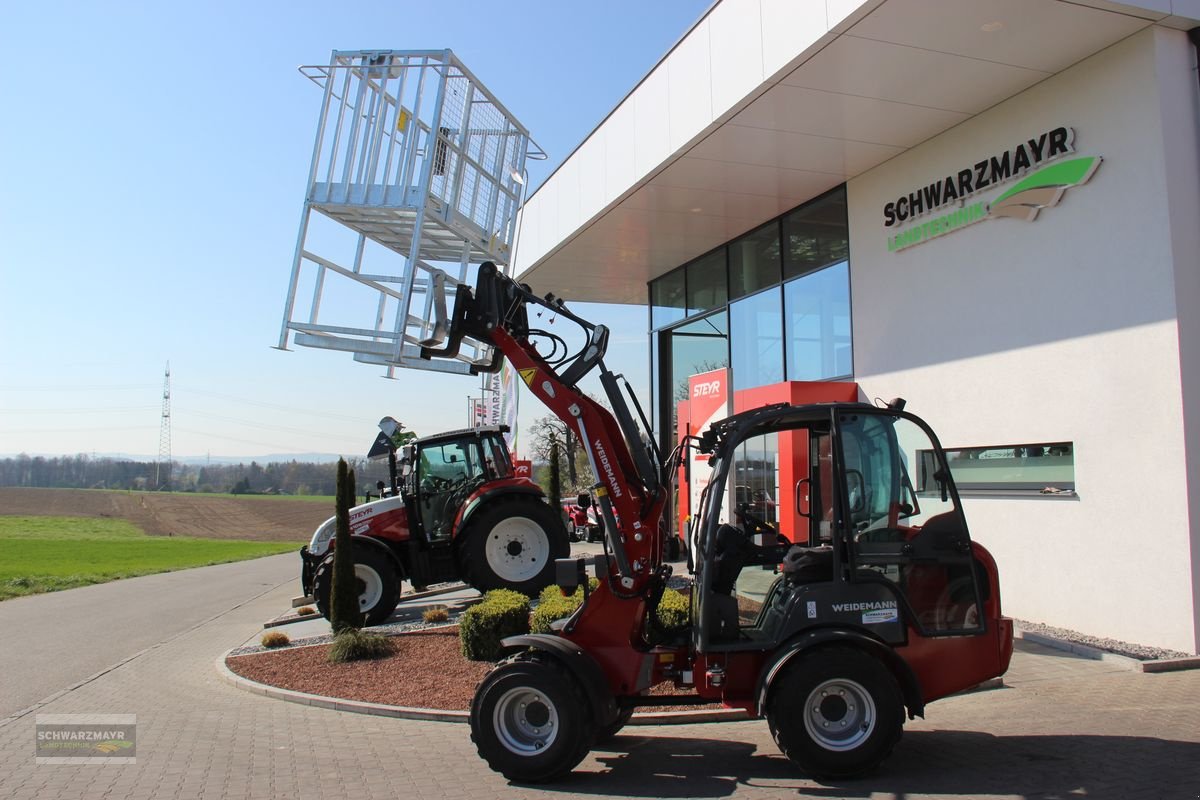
left=277, top=49, right=544, bottom=375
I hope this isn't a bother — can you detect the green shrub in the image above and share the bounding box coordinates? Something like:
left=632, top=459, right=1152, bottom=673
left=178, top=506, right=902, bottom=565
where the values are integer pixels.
left=328, top=629, right=394, bottom=663
left=330, top=459, right=363, bottom=634
left=531, top=578, right=599, bottom=634
left=460, top=589, right=531, bottom=662
left=260, top=631, right=290, bottom=648
left=657, top=588, right=689, bottom=629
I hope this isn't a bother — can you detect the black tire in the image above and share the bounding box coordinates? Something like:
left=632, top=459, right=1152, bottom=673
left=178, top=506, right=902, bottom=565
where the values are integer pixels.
left=470, top=653, right=594, bottom=783
left=766, top=646, right=904, bottom=778
left=311, top=543, right=401, bottom=627
left=594, top=707, right=634, bottom=743
left=457, top=495, right=570, bottom=596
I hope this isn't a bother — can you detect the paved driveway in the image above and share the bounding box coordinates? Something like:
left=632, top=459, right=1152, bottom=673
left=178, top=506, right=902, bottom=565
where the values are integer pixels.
left=0, top=571, right=1197, bottom=799
left=0, top=552, right=297, bottom=719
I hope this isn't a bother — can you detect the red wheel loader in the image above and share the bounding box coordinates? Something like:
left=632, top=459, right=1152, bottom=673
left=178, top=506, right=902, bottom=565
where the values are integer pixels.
left=411, top=262, right=1013, bottom=782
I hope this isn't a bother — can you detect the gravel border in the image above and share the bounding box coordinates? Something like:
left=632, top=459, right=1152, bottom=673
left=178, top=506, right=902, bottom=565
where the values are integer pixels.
left=1014, top=619, right=1191, bottom=661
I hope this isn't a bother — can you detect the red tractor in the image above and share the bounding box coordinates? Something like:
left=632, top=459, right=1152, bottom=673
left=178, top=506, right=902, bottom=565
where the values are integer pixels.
left=299, top=422, right=569, bottom=626
left=417, top=262, right=1013, bottom=781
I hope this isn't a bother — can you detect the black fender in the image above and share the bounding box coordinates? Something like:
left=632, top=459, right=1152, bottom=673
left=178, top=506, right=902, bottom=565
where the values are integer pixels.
left=454, top=484, right=547, bottom=540
left=755, top=628, right=925, bottom=719
left=345, top=535, right=407, bottom=581
left=499, top=634, right=619, bottom=726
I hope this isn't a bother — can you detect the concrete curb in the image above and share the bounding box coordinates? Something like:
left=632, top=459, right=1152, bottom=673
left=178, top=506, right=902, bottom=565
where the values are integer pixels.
left=271, top=584, right=471, bottom=629
left=1014, top=627, right=1200, bottom=672
left=217, top=646, right=749, bottom=726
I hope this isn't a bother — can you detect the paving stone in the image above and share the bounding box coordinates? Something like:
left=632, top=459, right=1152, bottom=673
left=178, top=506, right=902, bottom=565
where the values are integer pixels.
left=1, top=577, right=1196, bottom=799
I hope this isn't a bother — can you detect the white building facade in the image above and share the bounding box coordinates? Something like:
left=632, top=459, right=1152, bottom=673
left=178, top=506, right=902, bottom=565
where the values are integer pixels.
left=514, top=0, right=1200, bottom=654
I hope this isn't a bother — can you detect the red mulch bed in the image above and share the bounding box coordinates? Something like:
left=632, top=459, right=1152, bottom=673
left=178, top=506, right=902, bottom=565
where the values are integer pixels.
left=226, top=626, right=721, bottom=712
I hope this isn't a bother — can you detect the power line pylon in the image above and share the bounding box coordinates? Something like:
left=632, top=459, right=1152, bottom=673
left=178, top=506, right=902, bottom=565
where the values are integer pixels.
left=156, top=362, right=171, bottom=490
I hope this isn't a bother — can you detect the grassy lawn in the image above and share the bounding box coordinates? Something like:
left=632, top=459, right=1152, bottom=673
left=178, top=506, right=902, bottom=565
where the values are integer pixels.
left=0, top=516, right=298, bottom=601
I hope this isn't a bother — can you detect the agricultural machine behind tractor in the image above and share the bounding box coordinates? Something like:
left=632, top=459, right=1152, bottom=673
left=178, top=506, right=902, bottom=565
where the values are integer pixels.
left=299, top=420, right=569, bottom=625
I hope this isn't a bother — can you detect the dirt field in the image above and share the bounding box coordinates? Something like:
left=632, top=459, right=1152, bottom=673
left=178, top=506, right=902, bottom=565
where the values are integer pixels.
left=0, top=488, right=334, bottom=542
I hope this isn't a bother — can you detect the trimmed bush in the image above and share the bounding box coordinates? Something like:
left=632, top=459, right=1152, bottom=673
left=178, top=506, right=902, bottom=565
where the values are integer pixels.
left=657, top=588, right=689, bottom=629
left=422, top=606, right=450, bottom=624
left=531, top=578, right=599, bottom=634
left=460, top=589, right=531, bottom=662
left=260, top=631, right=290, bottom=648
left=328, top=628, right=394, bottom=663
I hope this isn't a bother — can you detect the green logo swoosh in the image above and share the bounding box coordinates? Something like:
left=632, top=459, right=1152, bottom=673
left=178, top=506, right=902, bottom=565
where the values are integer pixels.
left=988, top=156, right=1102, bottom=221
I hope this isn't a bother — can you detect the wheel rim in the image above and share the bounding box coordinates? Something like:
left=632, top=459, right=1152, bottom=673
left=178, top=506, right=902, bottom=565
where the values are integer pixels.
left=492, top=686, right=559, bottom=755
left=485, top=517, right=550, bottom=583
left=803, top=678, right=876, bottom=751
left=354, top=563, right=383, bottom=612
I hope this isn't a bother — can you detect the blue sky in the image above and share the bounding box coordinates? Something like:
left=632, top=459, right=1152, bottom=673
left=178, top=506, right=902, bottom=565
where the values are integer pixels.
left=0, top=0, right=710, bottom=460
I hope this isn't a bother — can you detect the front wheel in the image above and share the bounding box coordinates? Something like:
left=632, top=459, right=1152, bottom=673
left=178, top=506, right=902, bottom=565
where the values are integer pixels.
left=311, top=543, right=401, bottom=627
left=457, top=495, right=570, bottom=596
left=766, top=646, right=904, bottom=778
left=470, top=653, right=594, bottom=783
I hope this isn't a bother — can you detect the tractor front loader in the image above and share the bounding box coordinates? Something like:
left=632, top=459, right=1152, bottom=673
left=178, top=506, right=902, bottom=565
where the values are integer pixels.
left=417, top=262, right=1014, bottom=782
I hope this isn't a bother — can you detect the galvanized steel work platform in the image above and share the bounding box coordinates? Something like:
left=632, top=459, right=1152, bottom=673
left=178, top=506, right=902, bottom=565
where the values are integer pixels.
left=277, top=50, right=543, bottom=375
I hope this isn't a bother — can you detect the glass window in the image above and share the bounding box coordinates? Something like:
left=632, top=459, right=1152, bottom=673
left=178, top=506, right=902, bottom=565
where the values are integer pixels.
left=930, top=443, right=1075, bottom=493
left=729, top=222, right=781, bottom=300
left=729, top=288, right=783, bottom=392
left=784, top=188, right=849, bottom=281
left=785, top=261, right=852, bottom=381
left=687, top=249, right=727, bottom=315
left=668, top=312, right=729, bottom=412
left=651, top=269, right=686, bottom=329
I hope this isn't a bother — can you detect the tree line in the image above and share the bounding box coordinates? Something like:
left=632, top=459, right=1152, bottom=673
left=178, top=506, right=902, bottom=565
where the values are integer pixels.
left=0, top=454, right=392, bottom=496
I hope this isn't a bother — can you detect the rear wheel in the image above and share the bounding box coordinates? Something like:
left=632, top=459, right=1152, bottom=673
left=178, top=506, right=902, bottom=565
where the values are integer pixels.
left=470, top=653, right=594, bottom=783
left=312, top=543, right=401, bottom=627
left=766, top=646, right=903, bottom=778
left=457, top=495, right=569, bottom=595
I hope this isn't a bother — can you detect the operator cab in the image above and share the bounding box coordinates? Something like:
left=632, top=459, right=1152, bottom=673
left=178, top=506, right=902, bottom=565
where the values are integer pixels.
left=692, top=402, right=985, bottom=654
left=402, top=425, right=515, bottom=541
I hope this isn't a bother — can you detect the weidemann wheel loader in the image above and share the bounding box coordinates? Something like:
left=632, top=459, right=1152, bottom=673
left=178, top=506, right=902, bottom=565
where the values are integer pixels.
left=416, top=262, right=1014, bottom=782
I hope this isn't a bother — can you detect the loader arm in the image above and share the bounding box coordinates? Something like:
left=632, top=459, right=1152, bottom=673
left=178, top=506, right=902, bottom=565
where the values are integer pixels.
left=421, top=262, right=668, bottom=592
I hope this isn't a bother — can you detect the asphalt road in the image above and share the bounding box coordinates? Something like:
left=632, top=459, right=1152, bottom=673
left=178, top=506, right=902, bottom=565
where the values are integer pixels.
left=0, top=552, right=297, bottom=719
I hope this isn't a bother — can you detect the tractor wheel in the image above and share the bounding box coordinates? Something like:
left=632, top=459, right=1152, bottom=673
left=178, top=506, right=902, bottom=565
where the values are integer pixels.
left=311, top=543, right=401, bottom=627
left=457, top=495, right=569, bottom=596
left=766, top=646, right=903, bottom=778
left=594, top=707, right=634, bottom=744
left=470, top=652, right=594, bottom=783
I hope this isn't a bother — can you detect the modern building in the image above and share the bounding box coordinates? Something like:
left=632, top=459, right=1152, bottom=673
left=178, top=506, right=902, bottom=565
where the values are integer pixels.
left=512, top=0, right=1200, bottom=654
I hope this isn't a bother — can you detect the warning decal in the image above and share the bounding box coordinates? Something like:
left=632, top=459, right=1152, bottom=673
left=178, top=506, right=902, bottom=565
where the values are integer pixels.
left=519, top=368, right=537, bottom=387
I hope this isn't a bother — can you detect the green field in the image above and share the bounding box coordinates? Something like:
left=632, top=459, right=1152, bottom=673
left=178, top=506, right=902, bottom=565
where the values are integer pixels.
left=0, top=516, right=298, bottom=601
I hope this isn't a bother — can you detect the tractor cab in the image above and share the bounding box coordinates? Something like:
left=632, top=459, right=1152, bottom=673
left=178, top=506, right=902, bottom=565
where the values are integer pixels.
left=400, top=426, right=516, bottom=542
left=691, top=401, right=997, bottom=680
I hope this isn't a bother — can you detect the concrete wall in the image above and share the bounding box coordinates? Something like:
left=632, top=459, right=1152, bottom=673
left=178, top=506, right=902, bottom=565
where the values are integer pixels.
left=513, top=0, right=880, bottom=276
left=846, top=28, right=1199, bottom=652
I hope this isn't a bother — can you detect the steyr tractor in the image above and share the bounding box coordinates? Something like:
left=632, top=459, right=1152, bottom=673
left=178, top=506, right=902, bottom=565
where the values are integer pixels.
left=415, top=262, right=1013, bottom=781
left=299, top=422, right=569, bottom=626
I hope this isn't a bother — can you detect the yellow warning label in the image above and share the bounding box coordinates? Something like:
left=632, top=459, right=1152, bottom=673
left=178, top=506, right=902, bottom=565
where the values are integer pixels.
left=519, top=368, right=537, bottom=386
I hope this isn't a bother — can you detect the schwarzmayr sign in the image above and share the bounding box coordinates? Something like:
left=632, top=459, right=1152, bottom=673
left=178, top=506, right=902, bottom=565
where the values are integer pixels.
left=884, top=126, right=1101, bottom=252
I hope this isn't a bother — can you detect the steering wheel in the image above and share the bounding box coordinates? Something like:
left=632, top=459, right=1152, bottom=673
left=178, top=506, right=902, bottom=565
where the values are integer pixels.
left=422, top=475, right=453, bottom=493
left=734, top=503, right=789, bottom=547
